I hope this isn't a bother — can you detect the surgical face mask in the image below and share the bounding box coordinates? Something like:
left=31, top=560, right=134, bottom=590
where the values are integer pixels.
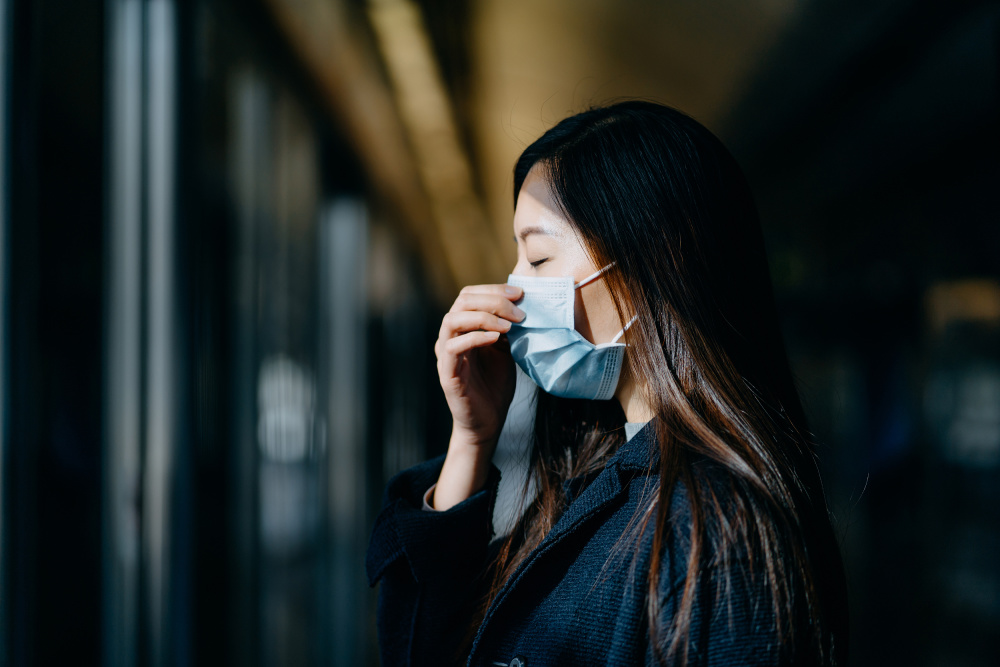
left=506, top=263, right=635, bottom=401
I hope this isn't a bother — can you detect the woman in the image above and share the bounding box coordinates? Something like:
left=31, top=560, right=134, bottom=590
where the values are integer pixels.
left=366, top=100, right=849, bottom=666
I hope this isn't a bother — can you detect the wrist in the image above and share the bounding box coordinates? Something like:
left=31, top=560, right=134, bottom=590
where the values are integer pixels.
left=433, top=431, right=496, bottom=510
left=449, top=423, right=501, bottom=452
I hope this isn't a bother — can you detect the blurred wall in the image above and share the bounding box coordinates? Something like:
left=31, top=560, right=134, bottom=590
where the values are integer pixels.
left=0, top=0, right=449, bottom=665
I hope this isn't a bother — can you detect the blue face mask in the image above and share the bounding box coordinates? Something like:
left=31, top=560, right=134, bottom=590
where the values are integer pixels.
left=506, top=263, right=636, bottom=401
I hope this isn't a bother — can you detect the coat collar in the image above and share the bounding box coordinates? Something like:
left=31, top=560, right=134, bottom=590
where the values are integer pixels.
left=560, top=419, right=659, bottom=502
left=610, top=418, right=660, bottom=472
left=468, top=418, right=661, bottom=664
left=548, top=418, right=660, bottom=540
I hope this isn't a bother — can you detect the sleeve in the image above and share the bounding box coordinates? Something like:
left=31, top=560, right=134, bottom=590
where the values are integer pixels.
left=421, top=483, right=438, bottom=511
left=365, top=454, right=503, bottom=667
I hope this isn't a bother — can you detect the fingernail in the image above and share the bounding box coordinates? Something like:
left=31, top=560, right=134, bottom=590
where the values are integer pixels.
left=500, top=319, right=512, bottom=331
left=512, top=306, right=526, bottom=320
left=504, top=285, right=521, bottom=296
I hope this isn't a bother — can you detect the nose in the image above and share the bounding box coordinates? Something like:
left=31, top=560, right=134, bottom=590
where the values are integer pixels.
left=509, top=259, right=532, bottom=277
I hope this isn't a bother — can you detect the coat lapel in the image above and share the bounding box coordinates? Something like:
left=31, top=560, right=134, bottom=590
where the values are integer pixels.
left=467, top=421, right=659, bottom=664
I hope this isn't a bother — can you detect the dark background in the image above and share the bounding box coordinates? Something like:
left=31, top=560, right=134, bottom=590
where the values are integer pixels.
left=0, top=0, right=997, bottom=665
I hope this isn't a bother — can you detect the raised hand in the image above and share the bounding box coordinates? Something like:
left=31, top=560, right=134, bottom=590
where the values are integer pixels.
left=431, top=283, right=525, bottom=509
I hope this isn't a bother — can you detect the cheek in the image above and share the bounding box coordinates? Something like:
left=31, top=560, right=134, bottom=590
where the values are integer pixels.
left=560, top=239, right=593, bottom=272
left=573, top=290, right=594, bottom=343
left=574, top=282, right=620, bottom=344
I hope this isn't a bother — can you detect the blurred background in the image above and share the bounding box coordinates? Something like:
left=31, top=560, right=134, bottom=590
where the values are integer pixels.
left=0, top=0, right=998, bottom=665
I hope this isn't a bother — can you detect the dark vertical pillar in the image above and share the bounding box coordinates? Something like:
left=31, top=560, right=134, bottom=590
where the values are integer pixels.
left=3, top=0, right=106, bottom=665
left=0, top=0, right=11, bottom=662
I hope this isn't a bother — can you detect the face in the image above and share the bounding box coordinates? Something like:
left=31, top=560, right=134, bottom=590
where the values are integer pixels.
left=511, top=164, right=623, bottom=345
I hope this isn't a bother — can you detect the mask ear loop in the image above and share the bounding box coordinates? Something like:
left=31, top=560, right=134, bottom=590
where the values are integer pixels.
left=574, top=262, right=615, bottom=289
left=610, top=315, right=639, bottom=344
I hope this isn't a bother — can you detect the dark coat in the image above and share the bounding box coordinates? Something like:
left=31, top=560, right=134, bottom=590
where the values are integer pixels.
left=366, top=421, right=814, bottom=666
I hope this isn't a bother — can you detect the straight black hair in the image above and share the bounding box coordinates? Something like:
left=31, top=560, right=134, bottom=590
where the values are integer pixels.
left=477, top=100, right=848, bottom=665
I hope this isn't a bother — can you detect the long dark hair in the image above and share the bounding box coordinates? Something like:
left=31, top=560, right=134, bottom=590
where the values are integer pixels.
left=474, top=100, right=848, bottom=664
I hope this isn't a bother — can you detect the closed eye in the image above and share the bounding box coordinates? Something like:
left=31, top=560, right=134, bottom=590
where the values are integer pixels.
left=529, top=258, right=548, bottom=267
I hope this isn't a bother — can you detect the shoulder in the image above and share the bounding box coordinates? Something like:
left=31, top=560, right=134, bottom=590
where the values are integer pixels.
left=637, top=461, right=780, bottom=664
left=653, top=454, right=746, bottom=538
left=647, top=454, right=835, bottom=665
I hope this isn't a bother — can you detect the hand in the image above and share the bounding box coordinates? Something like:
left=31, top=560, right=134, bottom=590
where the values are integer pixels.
left=434, top=284, right=525, bottom=452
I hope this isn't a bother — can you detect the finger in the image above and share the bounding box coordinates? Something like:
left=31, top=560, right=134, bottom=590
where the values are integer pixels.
left=437, top=331, right=501, bottom=378
left=460, top=283, right=523, bottom=300
left=440, top=311, right=512, bottom=340
left=450, top=293, right=526, bottom=322
left=444, top=330, right=502, bottom=359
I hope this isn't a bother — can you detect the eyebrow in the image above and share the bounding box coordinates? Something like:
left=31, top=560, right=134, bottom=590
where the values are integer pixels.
left=513, top=225, right=557, bottom=243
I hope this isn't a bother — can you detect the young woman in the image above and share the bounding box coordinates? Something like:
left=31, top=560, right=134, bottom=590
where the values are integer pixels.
left=366, top=100, right=849, bottom=666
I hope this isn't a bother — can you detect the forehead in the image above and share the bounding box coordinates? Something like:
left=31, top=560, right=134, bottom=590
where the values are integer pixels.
left=513, top=166, right=572, bottom=239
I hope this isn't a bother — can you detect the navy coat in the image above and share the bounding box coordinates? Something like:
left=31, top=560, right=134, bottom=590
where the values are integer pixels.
left=366, top=421, right=800, bottom=666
